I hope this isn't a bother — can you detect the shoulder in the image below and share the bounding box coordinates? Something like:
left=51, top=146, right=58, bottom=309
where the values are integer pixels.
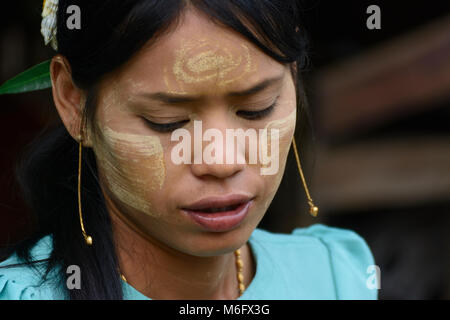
left=249, top=224, right=378, bottom=299
left=0, top=235, right=66, bottom=300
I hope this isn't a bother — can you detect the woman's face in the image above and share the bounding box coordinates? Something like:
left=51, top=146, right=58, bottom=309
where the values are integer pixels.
left=91, top=10, right=297, bottom=256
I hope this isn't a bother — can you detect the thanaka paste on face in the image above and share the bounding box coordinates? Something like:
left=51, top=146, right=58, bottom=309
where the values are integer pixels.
left=259, top=106, right=296, bottom=210
left=93, top=78, right=166, bottom=217
left=164, top=38, right=258, bottom=94
left=94, top=32, right=293, bottom=220
left=259, top=106, right=296, bottom=170
left=96, top=126, right=166, bottom=216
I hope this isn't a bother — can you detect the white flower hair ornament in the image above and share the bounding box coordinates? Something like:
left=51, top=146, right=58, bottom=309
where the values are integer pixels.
left=41, top=0, right=59, bottom=51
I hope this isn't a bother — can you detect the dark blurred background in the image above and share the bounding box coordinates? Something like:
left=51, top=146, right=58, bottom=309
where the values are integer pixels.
left=1, top=1, right=450, bottom=299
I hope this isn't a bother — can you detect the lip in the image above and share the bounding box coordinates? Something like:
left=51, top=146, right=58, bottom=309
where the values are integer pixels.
left=180, top=194, right=254, bottom=232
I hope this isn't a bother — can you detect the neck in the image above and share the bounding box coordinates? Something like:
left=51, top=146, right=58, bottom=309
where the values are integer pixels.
left=108, top=204, right=253, bottom=300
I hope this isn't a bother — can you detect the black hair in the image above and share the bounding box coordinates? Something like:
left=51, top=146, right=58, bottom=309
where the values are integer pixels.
left=4, top=0, right=311, bottom=299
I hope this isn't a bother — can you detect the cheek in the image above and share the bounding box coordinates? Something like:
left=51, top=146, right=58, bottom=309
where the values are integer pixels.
left=258, top=108, right=296, bottom=209
left=259, top=107, right=296, bottom=168
left=94, top=126, right=166, bottom=217
left=269, top=107, right=296, bottom=153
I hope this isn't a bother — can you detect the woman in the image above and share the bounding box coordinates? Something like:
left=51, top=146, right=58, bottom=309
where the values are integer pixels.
left=0, top=0, right=377, bottom=300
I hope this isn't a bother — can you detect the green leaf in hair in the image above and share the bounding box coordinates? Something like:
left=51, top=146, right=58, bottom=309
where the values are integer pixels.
left=0, top=60, right=51, bottom=95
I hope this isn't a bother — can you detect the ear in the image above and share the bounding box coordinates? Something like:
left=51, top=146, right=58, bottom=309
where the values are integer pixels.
left=50, top=55, right=93, bottom=147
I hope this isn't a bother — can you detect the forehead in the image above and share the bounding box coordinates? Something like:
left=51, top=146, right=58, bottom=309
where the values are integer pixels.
left=114, top=9, right=286, bottom=96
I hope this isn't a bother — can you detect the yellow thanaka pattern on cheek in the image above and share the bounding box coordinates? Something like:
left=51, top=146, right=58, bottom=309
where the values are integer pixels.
left=259, top=108, right=296, bottom=169
left=96, top=126, right=166, bottom=216
left=259, top=108, right=297, bottom=210
left=265, top=108, right=297, bottom=138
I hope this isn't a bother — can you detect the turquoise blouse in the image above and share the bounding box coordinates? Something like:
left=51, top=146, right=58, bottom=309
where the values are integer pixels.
left=0, top=224, right=378, bottom=300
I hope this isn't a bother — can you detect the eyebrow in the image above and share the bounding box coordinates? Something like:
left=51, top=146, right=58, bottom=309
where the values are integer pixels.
left=135, top=75, right=284, bottom=104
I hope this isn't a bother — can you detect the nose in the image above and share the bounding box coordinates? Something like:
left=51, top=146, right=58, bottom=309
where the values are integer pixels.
left=189, top=119, right=246, bottom=180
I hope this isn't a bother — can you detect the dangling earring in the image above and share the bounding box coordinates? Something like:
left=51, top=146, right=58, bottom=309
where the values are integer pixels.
left=292, top=136, right=319, bottom=217
left=77, top=134, right=93, bottom=245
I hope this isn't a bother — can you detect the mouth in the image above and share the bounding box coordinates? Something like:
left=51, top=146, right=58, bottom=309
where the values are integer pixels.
left=190, top=204, right=242, bottom=213
left=180, top=194, right=255, bottom=232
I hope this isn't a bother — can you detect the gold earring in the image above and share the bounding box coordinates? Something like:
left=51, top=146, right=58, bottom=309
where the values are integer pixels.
left=292, top=136, right=318, bottom=217
left=78, top=136, right=93, bottom=245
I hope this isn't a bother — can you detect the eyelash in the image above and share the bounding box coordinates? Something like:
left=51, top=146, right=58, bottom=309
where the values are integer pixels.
left=143, top=119, right=190, bottom=133
left=236, top=100, right=277, bottom=120
left=143, top=98, right=279, bottom=133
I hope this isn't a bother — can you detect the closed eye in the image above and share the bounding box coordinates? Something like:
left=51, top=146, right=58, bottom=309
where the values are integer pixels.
left=142, top=118, right=189, bottom=133
left=236, top=97, right=279, bottom=120
left=142, top=96, right=279, bottom=133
